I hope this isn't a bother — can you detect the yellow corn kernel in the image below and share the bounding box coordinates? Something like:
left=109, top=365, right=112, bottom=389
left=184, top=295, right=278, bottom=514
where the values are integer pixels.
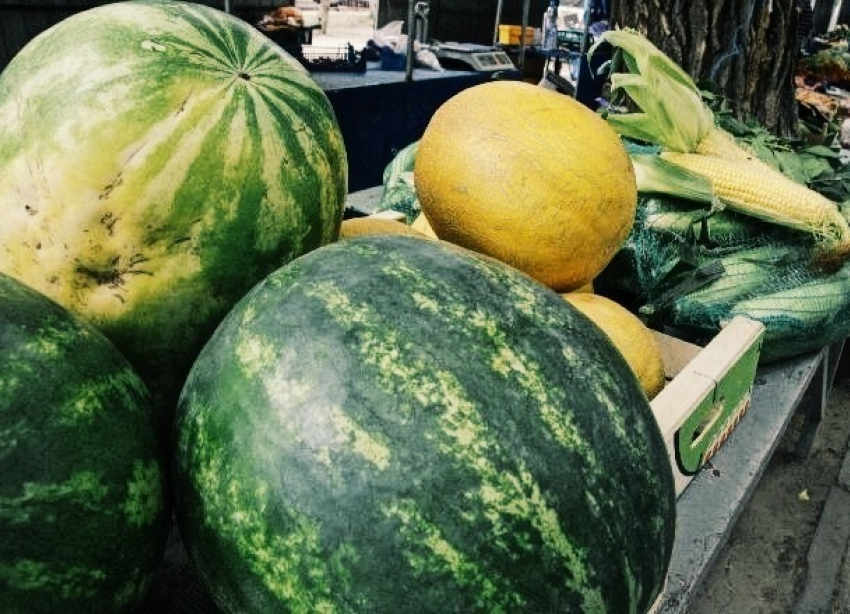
left=659, top=152, right=850, bottom=257
left=693, top=128, right=756, bottom=161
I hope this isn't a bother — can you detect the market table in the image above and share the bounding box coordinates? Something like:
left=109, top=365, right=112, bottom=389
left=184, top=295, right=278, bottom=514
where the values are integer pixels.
left=657, top=340, right=845, bottom=612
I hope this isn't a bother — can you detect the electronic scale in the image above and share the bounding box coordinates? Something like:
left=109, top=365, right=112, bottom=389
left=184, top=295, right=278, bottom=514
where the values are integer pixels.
left=432, top=42, right=516, bottom=72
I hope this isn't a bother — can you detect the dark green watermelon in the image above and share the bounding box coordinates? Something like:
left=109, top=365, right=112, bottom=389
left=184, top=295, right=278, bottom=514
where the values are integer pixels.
left=174, top=235, right=675, bottom=613
left=0, top=273, right=169, bottom=613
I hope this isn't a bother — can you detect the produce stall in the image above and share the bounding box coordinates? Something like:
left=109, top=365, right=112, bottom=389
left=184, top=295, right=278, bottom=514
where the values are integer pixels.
left=4, top=2, right=850, bottom=613
left=126, top=181, right=850, bottom=613
left=338, top=22, right=850, bottom=604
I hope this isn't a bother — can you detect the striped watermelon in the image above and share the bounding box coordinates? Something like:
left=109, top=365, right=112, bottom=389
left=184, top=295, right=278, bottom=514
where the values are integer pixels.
left=0, top=273, right=169, bottom=613
left=0, top=0, right=347, bottom=419
left=174, top=235, right=676, bottom=613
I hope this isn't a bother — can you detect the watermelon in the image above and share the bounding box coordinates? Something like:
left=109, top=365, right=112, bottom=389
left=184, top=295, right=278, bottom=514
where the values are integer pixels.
left=0, top=0, right=348, bottom=420
left=0, top=273, right=169, bottom=613
left=174, top=235, right=676, bottom=613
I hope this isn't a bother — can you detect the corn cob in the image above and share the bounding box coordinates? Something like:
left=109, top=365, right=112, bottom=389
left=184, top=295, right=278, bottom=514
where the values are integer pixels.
left=592, top=29, right=850, bottom=264
left=640, top=195, right=778, bottom=247
left=660, top=152, right=850, bottom=260
left=693, top=128, right=757, bottom=161
left=640, top=196, right=751, bottom=245
left=642, top=206, right=706, bottom=237
left=672, top=257, right=768, bottom=316
left=699, top=210, right=776, bottom=246
left=727, top=262, right=850, bottom=331
left=671, top=245, right=806, bottom=328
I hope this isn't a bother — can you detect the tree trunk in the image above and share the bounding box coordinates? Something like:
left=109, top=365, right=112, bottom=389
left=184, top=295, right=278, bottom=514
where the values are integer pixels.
left=610, top=0, right=801, bottom=136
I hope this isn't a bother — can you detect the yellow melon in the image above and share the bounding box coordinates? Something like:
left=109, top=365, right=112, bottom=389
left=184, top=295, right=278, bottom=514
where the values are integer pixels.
left=562, top=292, right=666, bottom=399
left=339, top=216, right=427, bottom=239
left=415, top=80, right=637, bottom=292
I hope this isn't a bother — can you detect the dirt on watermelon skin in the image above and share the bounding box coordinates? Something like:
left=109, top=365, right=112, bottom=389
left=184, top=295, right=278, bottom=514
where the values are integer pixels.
left=174, top=235, right=676, bottom=614
left=0, top=273, right=170, bottom=614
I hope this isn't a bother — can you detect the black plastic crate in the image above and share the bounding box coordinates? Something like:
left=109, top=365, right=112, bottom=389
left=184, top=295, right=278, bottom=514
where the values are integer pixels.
left=299, top=44, right=366, bottom=73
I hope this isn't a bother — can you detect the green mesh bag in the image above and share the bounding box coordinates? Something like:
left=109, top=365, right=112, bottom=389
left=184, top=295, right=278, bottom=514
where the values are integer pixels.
left=595, top=194, right=850, bottom=362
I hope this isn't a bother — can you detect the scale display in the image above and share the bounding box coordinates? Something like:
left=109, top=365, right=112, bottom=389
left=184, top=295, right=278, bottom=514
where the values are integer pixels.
left=433, top=43, right=516, bottom=72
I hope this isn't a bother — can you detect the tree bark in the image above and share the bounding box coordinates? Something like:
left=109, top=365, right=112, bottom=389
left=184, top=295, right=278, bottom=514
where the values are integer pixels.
left=610, top=0, right=800, bottom=136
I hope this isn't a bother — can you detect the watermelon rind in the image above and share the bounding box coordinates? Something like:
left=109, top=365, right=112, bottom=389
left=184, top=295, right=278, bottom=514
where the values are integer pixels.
left=0, top=0, right=348, bottom=419
left=174, top=235, right=676, bottom=613
left=0, top=273, right=169, bottom=613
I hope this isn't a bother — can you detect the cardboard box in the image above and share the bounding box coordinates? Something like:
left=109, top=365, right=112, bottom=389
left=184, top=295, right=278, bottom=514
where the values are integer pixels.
left=498, top=24, right=535, bottom=46
left=650, top=316, right=765, bottom=496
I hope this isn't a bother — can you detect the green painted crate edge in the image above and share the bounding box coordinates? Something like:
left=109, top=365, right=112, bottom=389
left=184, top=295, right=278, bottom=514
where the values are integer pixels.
left=651, top=315, right=766, bottom=497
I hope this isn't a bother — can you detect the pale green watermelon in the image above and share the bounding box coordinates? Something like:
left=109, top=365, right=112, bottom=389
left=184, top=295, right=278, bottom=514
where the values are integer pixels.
left=0, top=0, right=348, bottom=419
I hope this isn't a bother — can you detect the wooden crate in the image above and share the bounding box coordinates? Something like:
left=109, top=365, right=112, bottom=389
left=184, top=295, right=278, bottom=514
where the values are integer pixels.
left=651, top=316, right=765, bottom=497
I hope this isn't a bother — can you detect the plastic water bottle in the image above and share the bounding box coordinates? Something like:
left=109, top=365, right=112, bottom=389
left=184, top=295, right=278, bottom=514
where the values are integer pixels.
left=542, top=0, right=559, bottom=51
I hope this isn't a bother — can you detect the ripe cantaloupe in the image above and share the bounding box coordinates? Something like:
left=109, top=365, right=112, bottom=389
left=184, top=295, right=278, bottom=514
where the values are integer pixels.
left=339, top=216, right=427, bottom=239
left=563, top=292, right=666, bottom=399
left=415, top=80, right=637, bottom=292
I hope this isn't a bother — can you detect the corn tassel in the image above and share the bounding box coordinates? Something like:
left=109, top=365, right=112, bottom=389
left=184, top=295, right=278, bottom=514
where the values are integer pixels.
left=659, top=152, right=850, bottom=260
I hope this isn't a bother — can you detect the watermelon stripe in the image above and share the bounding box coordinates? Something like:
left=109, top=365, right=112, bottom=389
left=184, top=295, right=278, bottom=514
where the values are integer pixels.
left=175, top=236, right=675, bottom=613
left=383, top=498, right=525, bottom=612
left=376, top=258, right=600, bottom=461
left=329, top=406, right=392, bottom=470
left=0, top=0, right=347, bottom=417
left=0, top=471, right=108, bottom=524
left=186, top=417, right=344, bottom=612
left=304, top=279, right=605, bottom=608
left=123, top=459, right=165, bottom=527
left=61, top=373, right=149, bottom=425
left=1, top=560, right=105, bottom=600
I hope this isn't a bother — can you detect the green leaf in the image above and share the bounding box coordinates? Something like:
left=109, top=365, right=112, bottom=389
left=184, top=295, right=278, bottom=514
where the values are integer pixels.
left=592, top=28, right=713, bottom=152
